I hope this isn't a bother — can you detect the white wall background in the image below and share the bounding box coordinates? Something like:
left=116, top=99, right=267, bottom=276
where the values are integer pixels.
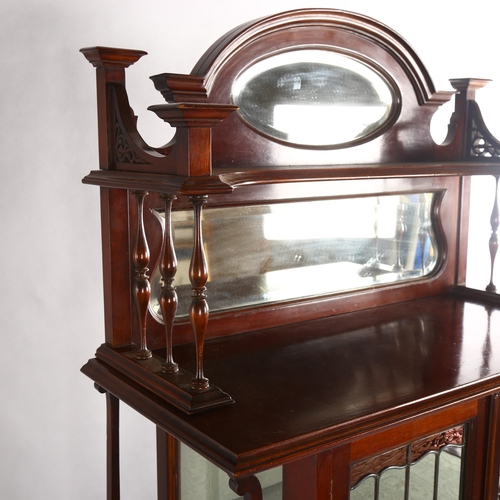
left=1, top=1, right=499, bottom=499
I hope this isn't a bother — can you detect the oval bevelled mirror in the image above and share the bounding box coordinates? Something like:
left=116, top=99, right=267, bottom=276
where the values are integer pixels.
left=232, top=49, right=399, bottom=148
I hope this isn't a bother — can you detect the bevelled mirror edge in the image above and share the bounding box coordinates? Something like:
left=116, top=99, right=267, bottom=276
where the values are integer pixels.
left=231, top=47, right=402, bottom=150
left=148, top=190, right=445, bottom=324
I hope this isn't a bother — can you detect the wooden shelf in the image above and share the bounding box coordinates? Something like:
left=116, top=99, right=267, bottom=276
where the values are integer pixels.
left=83, top=292, right=500, bottom=477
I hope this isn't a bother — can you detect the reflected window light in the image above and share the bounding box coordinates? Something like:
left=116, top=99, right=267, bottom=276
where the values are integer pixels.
left=273, top=105, right=389, bottom=145
left=232, top=49, right=398, bottom=147
left=263, top=198, right=398, bottom=241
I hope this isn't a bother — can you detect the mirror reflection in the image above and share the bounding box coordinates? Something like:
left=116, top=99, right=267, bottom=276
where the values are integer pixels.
left=149, top=193, right=439, bottom=321
left=232, top=50, right=396, bottom=147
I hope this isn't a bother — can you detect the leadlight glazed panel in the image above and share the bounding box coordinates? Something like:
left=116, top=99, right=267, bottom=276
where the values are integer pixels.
left=350, top=426, right=465, bottom=500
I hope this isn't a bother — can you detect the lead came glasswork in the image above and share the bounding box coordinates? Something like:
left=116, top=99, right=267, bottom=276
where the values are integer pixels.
left=350, top=448, right=463, bottom=500
left=232, top=50, right=398, bottom=147
left=350, top=427, right=464, bottom=500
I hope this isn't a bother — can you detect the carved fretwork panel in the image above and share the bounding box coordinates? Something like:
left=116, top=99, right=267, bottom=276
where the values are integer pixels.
left=471, top=119, right=500, bottom=158
left=350, top=426, right=465, bottom=489
left=467, top=101, right=500, bottom=161
left=411, top=427, right=463, bottom=458
left=351, top=446, right=407, bottom=487
left=114, top=120, right=149, bottom=165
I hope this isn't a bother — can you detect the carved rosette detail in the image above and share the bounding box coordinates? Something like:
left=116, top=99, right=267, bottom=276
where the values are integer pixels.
left=115, top=121, right=148, bottom=164
left=411, top=427, right=463, bottom=457
left=471, top=120, right=500, bottom=158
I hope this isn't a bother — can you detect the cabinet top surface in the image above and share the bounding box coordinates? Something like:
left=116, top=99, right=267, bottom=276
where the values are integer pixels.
left=87, top=293, right=500, bottom=473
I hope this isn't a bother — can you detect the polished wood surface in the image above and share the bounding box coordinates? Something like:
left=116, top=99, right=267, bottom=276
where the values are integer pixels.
left=132, top=190, right=153, bottom=360
left=158, top=194, right=179, bottom=374
left=83, top=292, right=500, bottom=476
left=228, top=475, right=263, bottom=500
left=156, top=427, right=179, bottom=500
left=80, top=8, right=500, bottom=499
left=187, top=195, right=210, bottom=390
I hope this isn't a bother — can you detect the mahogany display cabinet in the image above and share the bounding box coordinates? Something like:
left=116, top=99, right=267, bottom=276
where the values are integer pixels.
left=80, top=8, right=500, bottom=500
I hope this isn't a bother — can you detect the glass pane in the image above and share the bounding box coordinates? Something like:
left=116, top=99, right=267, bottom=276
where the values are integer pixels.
left=409, top=453, right=435, bottom=499
left=437, top=448, right=461, bottom=500
left=232, top=50, right=396, bottom=147
left=150, top=192, right=439, bottom=321
left=379, top=468, right=405, bottom=500
left=351, top=476, right=376, bottom=500
left=350, top=445, right=463, bottom=500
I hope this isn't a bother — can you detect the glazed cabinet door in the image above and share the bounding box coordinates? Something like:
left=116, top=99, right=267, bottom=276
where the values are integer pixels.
left=283, top=396, right=500, bottom=500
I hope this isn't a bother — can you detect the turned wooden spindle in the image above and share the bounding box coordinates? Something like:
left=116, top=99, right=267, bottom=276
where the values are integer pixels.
left=189, top=195, right=210, bottom=390
left=481, top=306, right=493, bottom=378
left=159, top=194, right=179, bottom=373
left=373, top=197, right=381, bottom=269
left=418, top=196, right=430, bottom=274
left=393, top=204, right=407, bottom=272
left=132, top=190, right=152, bottom=360
left=486, top=176, right=500, bottom=292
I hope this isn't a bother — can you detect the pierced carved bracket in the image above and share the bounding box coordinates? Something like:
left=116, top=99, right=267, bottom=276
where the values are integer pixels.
left=467, top=98, right=500, bottom=160
left=438, top=78, right=500, bottom=162
left=471, top=120, right=500, bottom=159
left=111, top=84, right=166, bottom=168
left=115, top=120, right=149, bottom=165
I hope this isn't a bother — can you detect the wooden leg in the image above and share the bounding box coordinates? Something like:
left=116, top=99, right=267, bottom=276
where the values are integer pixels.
left=228, top=474, right=262, bottom=500
left=157, top=427, right=180, bottom=500
left=483, top=394, right=500, bottom=500
left=283, top=446, right=350, bottom=500
left=105, top=390, right=120, bottom=500
left=283, top=452, right=332, bottom=500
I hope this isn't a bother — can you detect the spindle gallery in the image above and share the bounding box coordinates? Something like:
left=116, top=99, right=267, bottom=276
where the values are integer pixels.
left=81, top=9, right=500, bottom=499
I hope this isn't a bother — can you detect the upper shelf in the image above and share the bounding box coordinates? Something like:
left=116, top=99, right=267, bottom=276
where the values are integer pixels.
left=81, top=9, right=500, bottom=186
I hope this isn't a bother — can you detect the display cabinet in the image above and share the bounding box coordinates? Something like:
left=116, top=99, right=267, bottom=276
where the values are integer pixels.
left=81, top=9, right=500, bottom=499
